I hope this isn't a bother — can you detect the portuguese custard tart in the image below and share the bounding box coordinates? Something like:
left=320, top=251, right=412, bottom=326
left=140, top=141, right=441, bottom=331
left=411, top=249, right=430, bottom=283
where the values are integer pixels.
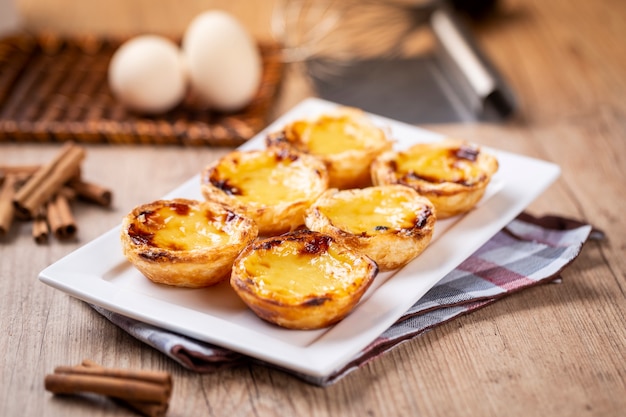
left=121, top=198, right=258, bottom=288
left=305, top=185, right=436, bottom=271
left=266, top=107, right=393, bottom=189
left=230, top=230, right=379, bottom=330
left=371, top=139, right=499, bottom=218
left=200, top=148, right=329, bottom=236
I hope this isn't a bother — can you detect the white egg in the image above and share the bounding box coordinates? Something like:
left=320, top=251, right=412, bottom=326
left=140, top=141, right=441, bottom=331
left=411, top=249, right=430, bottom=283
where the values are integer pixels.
left=108, top=35, right=187, bottom=114
left=182, top=11, right=262, bottom=112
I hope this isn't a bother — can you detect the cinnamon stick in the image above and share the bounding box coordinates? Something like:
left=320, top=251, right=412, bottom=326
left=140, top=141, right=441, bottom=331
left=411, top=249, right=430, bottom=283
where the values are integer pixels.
left=46, top=192, right=77, bottom=239
left=58, top=185, right=77, bottom=201
left=0, top=174, right=17, bottom=235
left=81, top=360, right=169, bottom=417
left=45, top=361, right=172, bottom=417
left=67, top=178, right=113, bottom=207
left=32, top=206, right=49, bottom=244
left=13, top=143, right=85, bottom=218
left=53, top=365, right=172, bottom=386
left=44, top=373, right=169, bottom=403
left=0, top=164, right=40, bottom=176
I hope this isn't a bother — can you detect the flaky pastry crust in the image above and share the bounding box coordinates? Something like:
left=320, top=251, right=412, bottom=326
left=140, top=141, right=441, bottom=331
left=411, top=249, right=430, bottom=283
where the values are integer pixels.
left=230, top=230, right=378, bottom=330
left=305, top=185, right=436, bottom=271
left=200, top=148, right=328, bottom=236
left=371, top=139, right=499, bottom=218
left=266, top=107, right=393, bottom=189
left=121, top=198, right=258, bottom=288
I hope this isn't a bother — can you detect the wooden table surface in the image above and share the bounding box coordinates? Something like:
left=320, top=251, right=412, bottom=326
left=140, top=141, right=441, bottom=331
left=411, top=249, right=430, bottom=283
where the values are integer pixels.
left=1, top=0, right=625, bottom=416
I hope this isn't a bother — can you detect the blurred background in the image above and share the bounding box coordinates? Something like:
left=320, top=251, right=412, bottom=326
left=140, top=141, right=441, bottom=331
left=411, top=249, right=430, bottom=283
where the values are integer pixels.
left=1, top=0, right=515, bottom=139
left=11, top=0, right=280, bottom=40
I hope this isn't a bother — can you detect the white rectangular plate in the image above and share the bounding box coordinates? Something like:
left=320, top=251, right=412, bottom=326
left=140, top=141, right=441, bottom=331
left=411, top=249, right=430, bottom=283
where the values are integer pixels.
left=39, top=98, right=560, bottom=378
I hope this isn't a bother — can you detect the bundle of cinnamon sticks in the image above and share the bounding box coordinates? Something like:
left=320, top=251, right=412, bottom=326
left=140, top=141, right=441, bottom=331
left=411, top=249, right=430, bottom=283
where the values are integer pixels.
left=45, top=360, right=172, bottom=417
left=0, top=143, right=112, bottom=243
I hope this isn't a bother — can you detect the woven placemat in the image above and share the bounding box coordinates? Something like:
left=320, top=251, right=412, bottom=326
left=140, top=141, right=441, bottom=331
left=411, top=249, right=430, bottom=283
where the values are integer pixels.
left=0, top=32, right=283, bottom=146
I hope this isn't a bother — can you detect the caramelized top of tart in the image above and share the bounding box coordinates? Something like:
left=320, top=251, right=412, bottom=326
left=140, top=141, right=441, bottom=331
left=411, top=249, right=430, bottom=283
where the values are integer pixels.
left=288, top=114, right=372, bottom=155
left=207, top=149, right=324, bottom=204
left=235, top=231, right=376, bottom=301
left=271, top=108, right=390, bottom=156
left=393, top=142, right=491, bottom=186
left=127, top=199, right=241, bottom=252
left=317, top=186, right=433, bottom=236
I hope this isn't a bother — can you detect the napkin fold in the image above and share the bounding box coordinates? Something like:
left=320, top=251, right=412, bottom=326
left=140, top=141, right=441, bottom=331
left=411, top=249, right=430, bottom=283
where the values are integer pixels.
left=92, top=212, right=594, bottom=386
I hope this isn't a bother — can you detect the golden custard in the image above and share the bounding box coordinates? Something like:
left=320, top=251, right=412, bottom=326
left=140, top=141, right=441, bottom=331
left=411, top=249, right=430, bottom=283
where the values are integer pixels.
left=201, top=148, right=328, bottom=236
left=121, top=198, right=258, bottom=288
left=266, top=107, right=393, bottom=189
left=316, top=186, right=424, bottom=234
left=393, top=145, right=485, bottom=185
left=231, top=230, right=378, bottom=330
left=208, top=150, right=312, bottom=204
left=240, top=239, right=361, bottom=298
left=287, top=115, right=369, bottom=155
left=143, top=203, right=233, bottom=250
left=305, top=185, right=436, bottom=271
left=372, top=140, right=498, bottom=218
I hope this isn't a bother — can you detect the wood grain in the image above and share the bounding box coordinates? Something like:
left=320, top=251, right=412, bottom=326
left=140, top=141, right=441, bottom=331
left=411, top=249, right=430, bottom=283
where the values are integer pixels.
left=1, top=0, right=625, bottom=416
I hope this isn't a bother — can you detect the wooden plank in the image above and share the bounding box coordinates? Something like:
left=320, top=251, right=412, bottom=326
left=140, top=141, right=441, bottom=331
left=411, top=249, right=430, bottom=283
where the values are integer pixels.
left=1, top=0, right=625, bottom=416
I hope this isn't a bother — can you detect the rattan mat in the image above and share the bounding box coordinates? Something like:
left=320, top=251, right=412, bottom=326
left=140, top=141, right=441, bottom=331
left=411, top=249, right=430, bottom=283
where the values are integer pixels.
left=0, top=33, right=283, bottom=146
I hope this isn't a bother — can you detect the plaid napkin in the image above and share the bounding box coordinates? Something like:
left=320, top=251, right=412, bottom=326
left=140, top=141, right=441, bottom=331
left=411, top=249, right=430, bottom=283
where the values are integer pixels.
left=92, top=212, right=594, bottom=386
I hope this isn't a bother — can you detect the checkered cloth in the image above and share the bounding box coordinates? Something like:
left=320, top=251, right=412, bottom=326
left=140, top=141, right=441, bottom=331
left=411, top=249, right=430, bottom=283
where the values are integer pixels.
left=93, top=212, right=594, bottom=386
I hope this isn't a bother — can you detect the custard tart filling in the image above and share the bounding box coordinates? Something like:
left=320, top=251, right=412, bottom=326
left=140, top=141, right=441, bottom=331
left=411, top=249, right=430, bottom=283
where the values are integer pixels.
left=372, top=140, right=498, bottom=218
left=201, top=148, right=328, bottom=235
left=231, top=230, right=378, bottom=329
left=267, top=107, right=392, bottom=189
left=306, top=185, right=436, bottom=271
left=121, top=198, right=257, bottom=288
